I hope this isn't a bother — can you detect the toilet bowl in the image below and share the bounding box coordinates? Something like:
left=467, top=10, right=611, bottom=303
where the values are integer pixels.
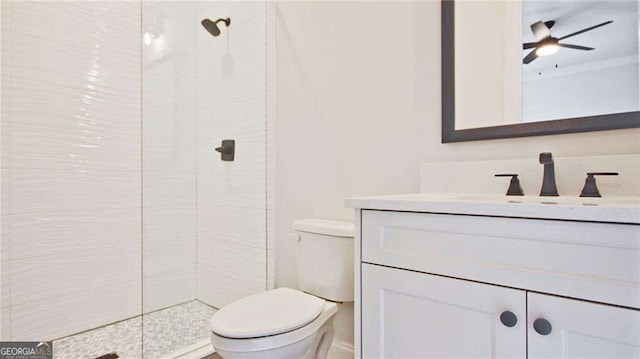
left=210, top=288, right=339, bottom=359
left=209, top=218, right=354, bottom=359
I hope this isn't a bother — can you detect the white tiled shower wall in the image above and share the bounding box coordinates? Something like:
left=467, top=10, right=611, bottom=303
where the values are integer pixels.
left=1, top=0, right=274, bottom=341
left=194, top=1, right=274, bottom=309
left=1, top=1, right=142, bottom=340
left=143, top=0, right=274, bottom=312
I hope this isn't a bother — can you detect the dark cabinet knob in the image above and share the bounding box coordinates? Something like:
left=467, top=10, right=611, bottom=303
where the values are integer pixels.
left=533, top=318, right=552, bottom=335
left=500, top=311, right=518, bottom=327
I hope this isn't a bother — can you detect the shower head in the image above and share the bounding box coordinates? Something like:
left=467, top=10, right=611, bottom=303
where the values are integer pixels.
left=201, top=18, right=231, bottom=37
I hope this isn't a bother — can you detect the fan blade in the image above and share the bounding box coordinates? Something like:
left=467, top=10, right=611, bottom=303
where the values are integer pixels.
left=558, top=20, right=613, bottom=40
left=523, top=42, right=537, bottom=50
left=523, top=49, right=538, bottom=64
left=559, top=43, right=595, bottom=51
left=531, top=21, right=551, bottom=40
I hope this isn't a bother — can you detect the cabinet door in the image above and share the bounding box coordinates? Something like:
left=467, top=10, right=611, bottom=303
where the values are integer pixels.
left=361, top=263, right=526, bottom=358
left=528, top=293, right=640, bottom=359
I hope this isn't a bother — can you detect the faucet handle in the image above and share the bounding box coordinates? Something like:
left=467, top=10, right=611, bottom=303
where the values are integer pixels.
left=495, top=174, right=524, bottom=196
left=580, top=172, right=618, bottom=198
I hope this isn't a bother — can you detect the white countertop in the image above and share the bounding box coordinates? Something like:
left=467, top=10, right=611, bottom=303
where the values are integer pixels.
left=345, top=193, right=640, bottom=224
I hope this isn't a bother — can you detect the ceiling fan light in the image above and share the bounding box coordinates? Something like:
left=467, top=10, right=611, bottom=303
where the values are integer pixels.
left=536, top=43, right=559, bottom=56
left=535, top=36, right=560, bottom=57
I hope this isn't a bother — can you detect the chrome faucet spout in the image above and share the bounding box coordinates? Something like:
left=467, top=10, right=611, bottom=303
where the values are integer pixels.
left=539, top=152, right=559, bottom=196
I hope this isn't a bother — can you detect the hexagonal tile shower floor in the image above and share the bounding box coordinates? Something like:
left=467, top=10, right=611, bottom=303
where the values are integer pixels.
left=53, top=301, right=217, bottom=359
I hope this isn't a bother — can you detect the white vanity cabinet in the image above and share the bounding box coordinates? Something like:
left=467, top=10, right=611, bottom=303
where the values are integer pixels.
left=527, top=293, right=640, bottom=359
left=353, top=208, right=640, bottom=358
left=362, top=263, right=526, bottom=358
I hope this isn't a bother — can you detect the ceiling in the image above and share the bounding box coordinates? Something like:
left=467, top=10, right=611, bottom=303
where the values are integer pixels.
left=522, top=0, right=639, bottom=74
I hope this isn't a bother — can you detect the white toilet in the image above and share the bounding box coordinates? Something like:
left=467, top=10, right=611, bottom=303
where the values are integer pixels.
left=210, top=218, right=354, bottom=359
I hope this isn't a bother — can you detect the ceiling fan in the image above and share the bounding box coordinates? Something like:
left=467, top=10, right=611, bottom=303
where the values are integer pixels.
left=522, top=20, right=613, bottom=64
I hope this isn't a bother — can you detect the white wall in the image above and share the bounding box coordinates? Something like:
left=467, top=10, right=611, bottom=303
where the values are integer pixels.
left=1, top=1, right=141, bottom=340
left=275, top=0, right=640, bottom=350
left=276, top=1, right=433, bottom=348
left=455, top=0, right=522, bottom=129
left=1, top=0, right=9, bottom=340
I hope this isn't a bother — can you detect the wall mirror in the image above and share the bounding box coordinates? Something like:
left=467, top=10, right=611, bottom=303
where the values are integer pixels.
left=442, top=0, right=640, bottom=143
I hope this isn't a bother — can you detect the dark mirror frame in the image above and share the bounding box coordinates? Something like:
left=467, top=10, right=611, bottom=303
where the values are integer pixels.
left=441, top=0, right=640, bottom=143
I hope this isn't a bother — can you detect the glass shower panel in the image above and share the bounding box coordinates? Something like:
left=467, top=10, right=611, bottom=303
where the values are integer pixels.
left=142, top=1, right=269, bottom=356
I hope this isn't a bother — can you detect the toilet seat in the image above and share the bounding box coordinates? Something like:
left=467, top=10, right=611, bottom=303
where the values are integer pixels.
left=211, top=288, right=326, bottom=339
left=210, top=290, right=339, bottom=353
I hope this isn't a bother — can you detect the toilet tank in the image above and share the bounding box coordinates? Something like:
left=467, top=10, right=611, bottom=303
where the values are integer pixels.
left=293, top=218, right=354, bottom=302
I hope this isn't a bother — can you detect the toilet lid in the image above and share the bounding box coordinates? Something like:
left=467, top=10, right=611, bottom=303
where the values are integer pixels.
left=210, top=288, right=326, bottom=339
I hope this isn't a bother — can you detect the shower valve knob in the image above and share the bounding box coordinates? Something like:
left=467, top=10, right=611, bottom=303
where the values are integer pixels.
left=214, top=139, right=235, bottom=161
